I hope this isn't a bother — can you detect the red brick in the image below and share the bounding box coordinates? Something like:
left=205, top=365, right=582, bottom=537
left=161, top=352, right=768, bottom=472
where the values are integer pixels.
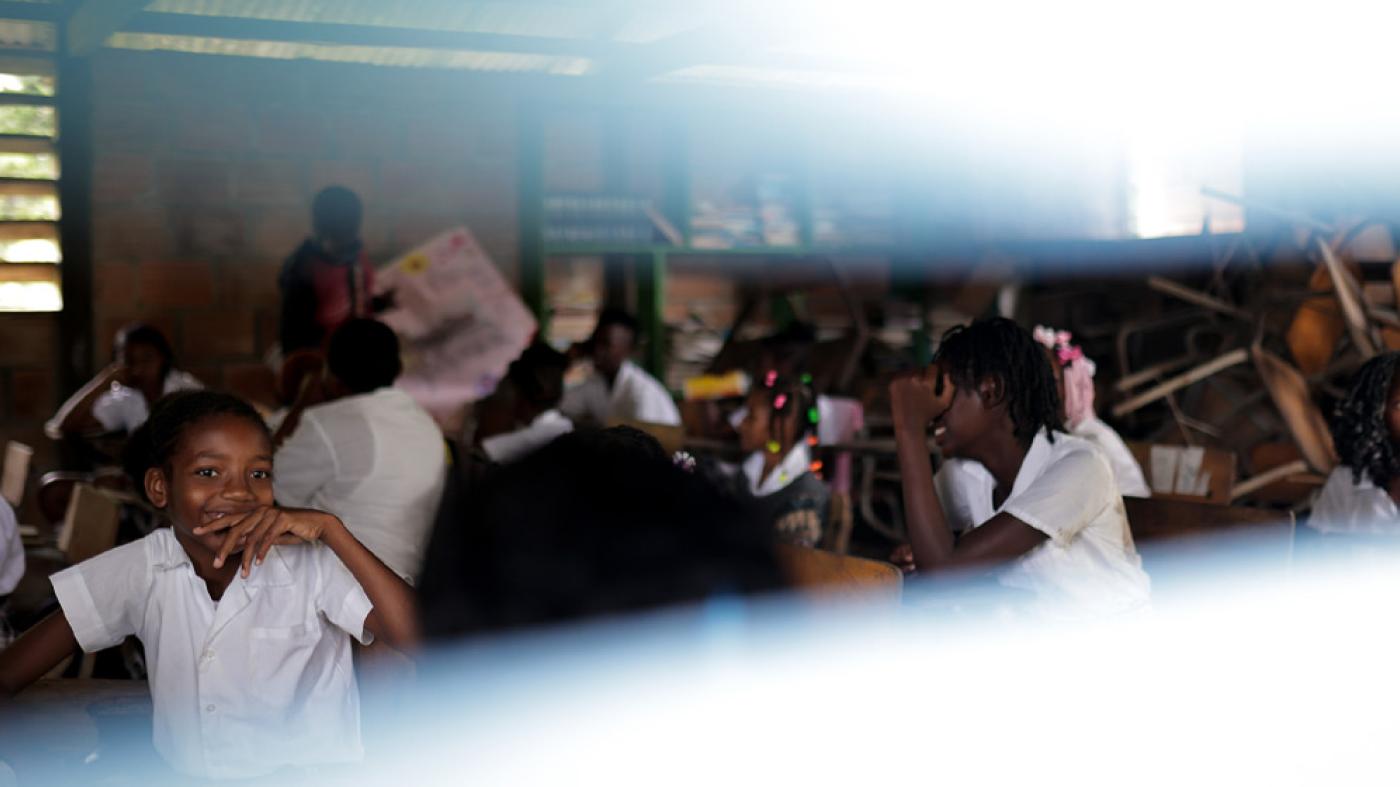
left=235, top=158, right=308, bottom=207
left=182, top=364, right=223, bottom=391
left=183, top=309, right=257, bottom=361
left=94, top=101, right=166, bottom=153
left=254, top=309, right=279, bottom=355
left=256, top=107, right=330, bottom=157
left=387, top=211, right=470, bottom=253
left=379, top=161, right=468, bottom=207
left=329, top=112, right=403, bottom=160
left=0, top=313, right=57, bottom=366
left=138, top=261, right=214, bottom=308
left=168, top=208, right=247, bottom=257
left=174, top=103, right=255, bottom=153
left=9, top=368, right=53, bottom=420
left=224, top=361, right=277, bottom=407
left=248, top=211, right=307, bottom=258
left=93, top=153, right=154, bottom=205
left=158, top=157, right=232, bottom=206
left=93, top=263, right=137, bottom=308
left=308, top=159, right=377, bottom=204
left=217, top=259, right=281, bottom=307
left=93, top=205, right=172, bottom=263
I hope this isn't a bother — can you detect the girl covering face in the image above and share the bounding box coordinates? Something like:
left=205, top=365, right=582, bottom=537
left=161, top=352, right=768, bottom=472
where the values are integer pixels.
left=0, top=391, right=417, bottom=780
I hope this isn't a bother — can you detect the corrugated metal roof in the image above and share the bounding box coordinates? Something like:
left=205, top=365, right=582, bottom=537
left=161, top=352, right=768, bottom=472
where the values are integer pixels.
left=107, top=32, right=594, bottom=75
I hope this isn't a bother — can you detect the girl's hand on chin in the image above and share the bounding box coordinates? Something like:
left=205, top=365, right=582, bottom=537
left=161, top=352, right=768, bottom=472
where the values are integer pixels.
left=198, top=507, right=340, bottom=577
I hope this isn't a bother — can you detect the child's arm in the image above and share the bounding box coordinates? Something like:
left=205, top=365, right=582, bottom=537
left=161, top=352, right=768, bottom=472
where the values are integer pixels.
left=0, top=611, right=79, bottom=697
left=44, top=363, right=124, bottom=438
left=890, top=371, right=1046, bottom=572
left=199, top=508, right=418, bottom=649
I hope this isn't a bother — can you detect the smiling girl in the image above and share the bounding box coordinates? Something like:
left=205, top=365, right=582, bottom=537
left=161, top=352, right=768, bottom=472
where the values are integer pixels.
left=0, top=391, right=416, bottom=779
left=889, top=318, right=1149, bottom=615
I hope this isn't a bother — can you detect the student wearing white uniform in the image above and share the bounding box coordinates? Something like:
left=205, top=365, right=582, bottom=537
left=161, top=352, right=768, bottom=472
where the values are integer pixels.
left=0, top=498, right=20, bottom=599
left=275, top=319, right=447, bottom=582
left=0, top=392, right=416, bottom=780
left=890, top=319, right=1149, bottom=616
left=479, top=342, right=574, bottom=464
left=560, top=307, right=680, bottom=427
left=47, top=323, right=202, bottom=439
left=723, top=372, right=829, bottom=547
left=1310, top=352, right=1400, bottom=534
left=1033, top=324, right=1150, bottom=499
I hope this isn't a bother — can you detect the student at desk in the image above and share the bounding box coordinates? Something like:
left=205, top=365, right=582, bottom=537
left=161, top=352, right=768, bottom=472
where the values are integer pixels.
left=47, top=323, right=201, bottom=440
left=560, top=307, right=680, bottom=428
left=0, top=391, right=416, bottom=779
left=1310, top=352, right=1400, bottom=534
left=889, top=319, right=1149, bottom=617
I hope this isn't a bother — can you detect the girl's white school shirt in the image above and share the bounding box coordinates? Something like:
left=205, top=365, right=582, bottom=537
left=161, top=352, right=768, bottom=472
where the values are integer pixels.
left=50, top=528, right=373, bottom=780
left=90, top=370, right=202, bottom=434
left=1070, top=416, right=1151, bottom=499
left=1309, top=466, right=1400, bottom=534
left=934, top=428, right=1151, bottom=616
left=559, top=360, right=681, bottom=427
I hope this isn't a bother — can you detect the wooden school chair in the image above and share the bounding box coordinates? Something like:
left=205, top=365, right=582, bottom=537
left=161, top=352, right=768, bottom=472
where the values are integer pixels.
left=1127, top=441, right=1236, bottom=505
left=1229, top=345, right=1338, bottom=502
left=774, top=544, right=902, bottom=605
left=2, top=440, right=32, bottom=508
left=1125, top=497, right=1296, bottom=577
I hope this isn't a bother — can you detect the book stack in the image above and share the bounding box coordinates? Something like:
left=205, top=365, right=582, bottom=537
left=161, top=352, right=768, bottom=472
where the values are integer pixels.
left=543, top=194, right=658, bottom=245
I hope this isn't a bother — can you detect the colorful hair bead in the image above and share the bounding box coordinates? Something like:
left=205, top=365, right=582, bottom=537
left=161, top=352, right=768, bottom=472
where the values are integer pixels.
left=766, top=440, right=781, bottom=455
left=773, top=393, right=788, bottom=410
left=807, top=406, right=820, bottom=424
left=800, top=373, right=813, bottom=385
left=764, top=370, right=778, bottom=388
left=809, top=460, right=823, bottom=473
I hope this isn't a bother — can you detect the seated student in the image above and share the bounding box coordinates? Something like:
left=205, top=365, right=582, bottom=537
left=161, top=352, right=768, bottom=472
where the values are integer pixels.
left=1033, top=325, right=1150, bottom=498
left=273, top=319, right=447, bottom=582
left=478, top=342, right=573, bottom=465
left=417, top=426, right=784, bottom=639
left=1310, top=352, right=1400, bottom=533
left=559, top=307, right=681, bottom=427
left=0, top=498, right=21, bottom=645
left=0, top=391, right=415, bottom=780
left=889, top=318, right=1149, bottom=616
left=718, top=372, right=830, bottom=548
left=46, top=323, right=201, bottom=439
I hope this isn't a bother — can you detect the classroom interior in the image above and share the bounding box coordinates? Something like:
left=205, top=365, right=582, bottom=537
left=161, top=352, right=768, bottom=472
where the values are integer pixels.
left=1, top=0, right=1399, bottom=784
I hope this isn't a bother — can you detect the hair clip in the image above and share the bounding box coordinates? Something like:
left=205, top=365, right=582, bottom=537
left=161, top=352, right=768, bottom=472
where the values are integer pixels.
left=764, top=370, right=778, bottom=388
left=672, top=450, right=696, bottom=473
left=773, top=393, right=788, bottom=410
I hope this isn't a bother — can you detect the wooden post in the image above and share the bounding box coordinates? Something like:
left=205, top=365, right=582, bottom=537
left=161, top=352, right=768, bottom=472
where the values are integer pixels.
left=56, top=53, right=93, bottom=394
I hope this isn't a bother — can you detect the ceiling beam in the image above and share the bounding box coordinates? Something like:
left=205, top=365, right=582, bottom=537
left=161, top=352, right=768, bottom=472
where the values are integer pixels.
left=67, top=0, right=151, bottom=56
left=121, top=11, right=647, bottom=60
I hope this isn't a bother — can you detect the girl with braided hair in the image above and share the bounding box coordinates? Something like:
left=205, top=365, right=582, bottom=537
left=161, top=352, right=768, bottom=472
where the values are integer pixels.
left=729, top=371, right=830, bottom=547
left=1310, top=352, right=1400, bottom=533
left=889, top=318, right=1149, bottom=616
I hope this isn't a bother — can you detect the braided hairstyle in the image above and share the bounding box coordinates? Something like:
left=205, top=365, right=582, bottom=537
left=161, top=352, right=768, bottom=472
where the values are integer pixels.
left=1333, top=351, right=1400, bottom=488
left=934, top=317, right=1065, bottom=446
left=755, top=370, right=820, bottom=451
left=122, top=391, right=272, bottom=503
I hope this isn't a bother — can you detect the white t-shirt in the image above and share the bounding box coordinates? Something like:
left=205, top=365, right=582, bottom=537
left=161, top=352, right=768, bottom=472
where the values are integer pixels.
left=1071, top=416, right=1151, bottom=499
left=935, top=429, right=1150, bottom=616
left=91, top=370, right=203, bottom=433
left=0, top=498, right=22, bottom=596
left=560, top=360, right=681, bottom=427
left=740, top=442, right=813, bottom=497
left=274, top=388, right=447, bottom=582
left=50, top=528, right=372, bottom=780
left=1309, top=466, right=1400, bottom=534
left=481, top=409, right=573, bottom=464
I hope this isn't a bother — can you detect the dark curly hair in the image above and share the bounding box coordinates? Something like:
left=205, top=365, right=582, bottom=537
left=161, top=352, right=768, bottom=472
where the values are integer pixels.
left=1333, top=351, right=1400, bottom=488
left=934, top=317, right=1064, bottom=446
left=122, top=391, right=271, bottom=503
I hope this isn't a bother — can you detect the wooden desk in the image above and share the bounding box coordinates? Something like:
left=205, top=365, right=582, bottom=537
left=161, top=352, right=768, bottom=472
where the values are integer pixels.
left=0, top=679, right=163, bottom=784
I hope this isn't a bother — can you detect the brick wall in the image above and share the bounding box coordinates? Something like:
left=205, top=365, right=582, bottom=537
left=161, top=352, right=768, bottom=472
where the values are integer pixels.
left=88, top=49, right=520, bottom=405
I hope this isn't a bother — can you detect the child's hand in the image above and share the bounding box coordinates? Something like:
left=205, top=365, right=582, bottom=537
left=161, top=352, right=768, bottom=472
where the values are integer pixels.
left=889, top=362, right=953, bottom=431
left=195, top=506, right=341, bottom=578
left=889, top=543, right=917, bottom=574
